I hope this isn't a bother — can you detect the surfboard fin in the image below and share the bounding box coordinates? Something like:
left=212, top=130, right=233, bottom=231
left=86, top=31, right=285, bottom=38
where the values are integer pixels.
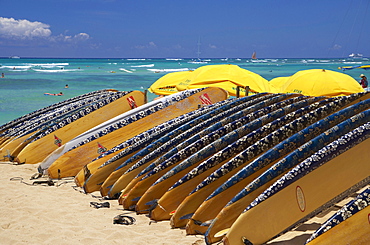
left=200, top=219, right=214, bottom=227
left=128, top=205, right=136, bottom=210
left=131, top=196, right=141, bottom=202
left=180, top=213, right=194, bottom=220
left=109, top=192, right=121, bottom=199
left=214, top=228, right=230, bottom=238
left=189, top=218, right=213, bottom=226
left=241, top=236, right=253, bottom=245
left=138, top=199, right=158, bottom=214
left=145, top=199, right=158, bottom=207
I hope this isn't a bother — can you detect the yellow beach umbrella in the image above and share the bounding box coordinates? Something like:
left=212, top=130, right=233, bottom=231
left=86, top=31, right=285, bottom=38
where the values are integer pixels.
left=176, top=64, right=271, bottom=96
left=280, top=69, right=364, bottom=97
left=269, top=76, right=290, bottom=93
left=148, top=70, right=193, bottom=95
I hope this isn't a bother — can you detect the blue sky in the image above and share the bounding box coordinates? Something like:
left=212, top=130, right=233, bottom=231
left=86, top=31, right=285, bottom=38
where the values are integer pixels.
left=0, top=0, right=369, bottom=58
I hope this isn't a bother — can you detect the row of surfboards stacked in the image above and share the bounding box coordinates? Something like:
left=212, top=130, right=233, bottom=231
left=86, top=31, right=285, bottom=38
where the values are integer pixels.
left=1, top=87, right=369, bottom=244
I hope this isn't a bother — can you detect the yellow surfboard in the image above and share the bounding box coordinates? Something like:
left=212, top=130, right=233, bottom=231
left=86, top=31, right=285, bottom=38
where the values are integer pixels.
left=206, top=106, right=370, bottom=244
left=1, top=89, right=122, bottom=156
left=79, top=150, right=138, bottom=192
left=104, top=155, right=161, bottom=198
left=306, top=196, right=370, bottom=245
left=78, top=96, right=223, bottom=192
left=0, top=134, right=33, bottom=159
left=184, top=93, right=370, bottom=236
left=47, top=87, right=228, bottom=179
left=14, top=91, right=145, bottom=165
left=223, top=137, right=370, bottom=245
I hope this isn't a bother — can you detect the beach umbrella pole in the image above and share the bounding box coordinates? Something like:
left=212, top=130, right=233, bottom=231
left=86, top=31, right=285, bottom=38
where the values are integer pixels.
left=144, top=90, right=148, bottom=103
left=236, top=86, right=250, bottom=97
left=236, top=86, right=241, bottom=97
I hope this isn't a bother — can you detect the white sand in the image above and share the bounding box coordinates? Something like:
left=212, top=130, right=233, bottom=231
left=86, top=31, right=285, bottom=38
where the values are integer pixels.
left=1, top=161, right=366, bottom=245
left=0, top=162, right=205, bottom=245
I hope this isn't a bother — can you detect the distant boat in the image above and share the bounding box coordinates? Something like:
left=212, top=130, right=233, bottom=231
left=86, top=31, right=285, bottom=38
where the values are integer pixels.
left=9, top=56, right=20, bottom=59
left=188, top=60, right=208, bottom=64
left=250, top=51, right=267, bottom=63
left=251, top=51, right=257, bottom=60
left=348, top=53, right=363, bottom=59
left=339, top=64, right=370, bottom=71
left=188, top=37, right=208, bottom=64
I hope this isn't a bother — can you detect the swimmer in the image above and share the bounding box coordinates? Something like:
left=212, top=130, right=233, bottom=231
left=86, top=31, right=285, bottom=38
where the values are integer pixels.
left=44, top=92, right=63, bottom=96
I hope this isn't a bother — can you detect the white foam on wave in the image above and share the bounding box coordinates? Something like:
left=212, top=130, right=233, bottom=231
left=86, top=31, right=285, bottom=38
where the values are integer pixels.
left=147, top=68, right=190, bottom=73
left=1, top=65, right=32, bottom=69
left=343, top=61, right=362, bottom=64
left=131, top=64, right=154, bottom=68
left=30, top=63, right=69, bottom=67
left=251, top=59, right=268, bottom=63
left=33, top=69, right=81, bottom=72
left=40, top=65, right=65, bottom=69
left=188, top=61, right=208, bottom=64
left=126, top=58, right=146, bottom=61
left=1, top=63, right=69, bottom=70
left=119, top=68, right=133, bottom=73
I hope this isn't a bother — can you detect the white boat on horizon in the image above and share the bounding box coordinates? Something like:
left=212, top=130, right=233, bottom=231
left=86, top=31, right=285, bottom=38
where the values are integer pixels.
left=188, top=59, right=208, bottom=64
left=188, top=37, right=208, bottom=64
left=349, top=53, right=363, bottom=59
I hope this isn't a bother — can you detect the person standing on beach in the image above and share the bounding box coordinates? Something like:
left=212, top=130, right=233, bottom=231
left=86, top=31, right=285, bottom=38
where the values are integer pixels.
left=360, top=74, right=368, bottom=88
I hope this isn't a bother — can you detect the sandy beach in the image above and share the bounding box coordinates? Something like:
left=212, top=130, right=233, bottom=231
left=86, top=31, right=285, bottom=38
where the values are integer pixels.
left=0, top=162, right=206, bottom=245
left=1, top=161, right=367, bottom=245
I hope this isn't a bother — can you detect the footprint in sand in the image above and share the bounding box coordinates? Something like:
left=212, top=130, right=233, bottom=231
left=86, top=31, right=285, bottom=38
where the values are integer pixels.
left=1, top=223, right=11, bottom=229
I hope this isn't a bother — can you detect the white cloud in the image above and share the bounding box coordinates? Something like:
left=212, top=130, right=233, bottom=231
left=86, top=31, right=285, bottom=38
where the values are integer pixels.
left=0, top=17, right=51, bottom=39
left=134, top=45, right=146, bottom=49
left=0, top=17, right=90, bottom=43
left=50, top=33, right=90, bottom=42
left=75, top=33, right=90, bottom=40
left=134, top=41, right=157, bottom=50
left=331, top=44, right=342, bottom=50
left=173, top=44, right=182, bottom=49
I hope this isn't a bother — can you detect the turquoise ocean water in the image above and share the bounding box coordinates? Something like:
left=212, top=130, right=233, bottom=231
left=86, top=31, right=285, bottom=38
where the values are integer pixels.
left=0, top=57, right=368, bottom=125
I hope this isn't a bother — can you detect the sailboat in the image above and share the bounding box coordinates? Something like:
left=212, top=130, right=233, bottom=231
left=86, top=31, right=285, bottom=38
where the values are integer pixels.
left=188, top=37, right=208, bottom=64
left=250, top=51, right=261, bottom=63
left=251, top=51, right=257, bottom=60
left=250, top=51, right=267, bottom=63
